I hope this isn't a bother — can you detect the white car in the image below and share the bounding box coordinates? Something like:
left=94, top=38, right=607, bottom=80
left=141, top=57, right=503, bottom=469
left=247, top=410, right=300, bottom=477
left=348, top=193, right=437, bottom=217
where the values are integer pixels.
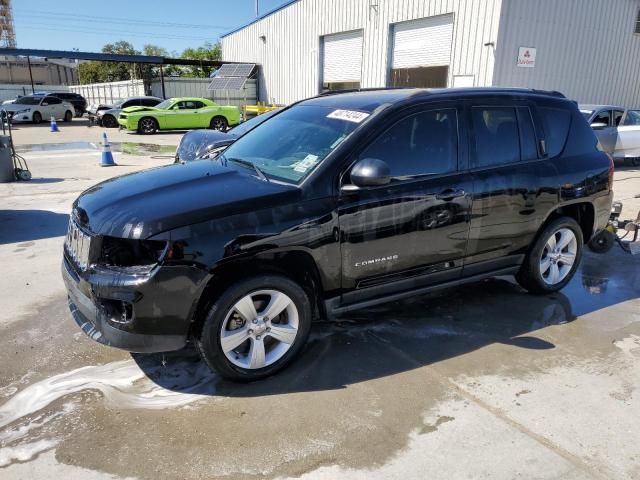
left=581, top=104, right=640, bottom=166
left=0, top=95, right=75, bottom=124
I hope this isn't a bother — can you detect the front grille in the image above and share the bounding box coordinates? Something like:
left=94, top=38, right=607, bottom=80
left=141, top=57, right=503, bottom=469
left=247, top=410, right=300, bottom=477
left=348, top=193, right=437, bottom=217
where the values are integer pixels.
left=65, top=219, right=92, bottom=271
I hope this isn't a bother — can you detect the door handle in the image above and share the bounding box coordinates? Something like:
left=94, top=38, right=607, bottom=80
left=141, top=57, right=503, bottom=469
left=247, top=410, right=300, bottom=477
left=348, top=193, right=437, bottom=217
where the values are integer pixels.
left=436, top=189, right=466, bottom=201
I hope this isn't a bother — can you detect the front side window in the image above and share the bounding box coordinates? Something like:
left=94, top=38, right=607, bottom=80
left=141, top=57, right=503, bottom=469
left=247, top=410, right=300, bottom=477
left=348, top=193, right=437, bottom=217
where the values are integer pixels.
left=176, top=101, right=203, bottom=110
left=591, top=110, right=611, bottom=127
left=359, top=109, right=458, bottom=177
left=471, top=107, right=520, bottom=167
left=220, top=105, right=363, bottom=184
left=14, top=96, right=41, bottom=105
left=623, top=110, right=640, bottom=126
left=142, top=98, right=160, bottom=107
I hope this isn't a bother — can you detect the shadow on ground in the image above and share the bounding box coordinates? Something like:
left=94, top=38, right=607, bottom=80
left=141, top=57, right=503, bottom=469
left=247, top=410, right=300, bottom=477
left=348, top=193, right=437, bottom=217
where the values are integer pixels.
left=132, top=247, right=640, bottom=398
left=0, top=210, right=69, bottom=244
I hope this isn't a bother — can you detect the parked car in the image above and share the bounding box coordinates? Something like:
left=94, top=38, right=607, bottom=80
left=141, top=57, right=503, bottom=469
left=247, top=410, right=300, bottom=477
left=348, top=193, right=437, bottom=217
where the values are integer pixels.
left=581, top=104, right=640, bottom=166
left=97, top=96, right=163, bottom=128
left=63, top=88, right=613, bottom=381
left=175, top=108, right=282, bottom=162
left=1, top=95, right=74, bottom=123
left=118, top=97, right=240, bottom=134
left=87, top=101, right=117, bottom=116
left=50, top=92, right=87, bottom=117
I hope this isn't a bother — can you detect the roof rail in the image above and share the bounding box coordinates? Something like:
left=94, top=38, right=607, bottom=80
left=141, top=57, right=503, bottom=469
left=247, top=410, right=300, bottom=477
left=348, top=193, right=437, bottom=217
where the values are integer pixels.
left=318, top=87, right=415, bottom=97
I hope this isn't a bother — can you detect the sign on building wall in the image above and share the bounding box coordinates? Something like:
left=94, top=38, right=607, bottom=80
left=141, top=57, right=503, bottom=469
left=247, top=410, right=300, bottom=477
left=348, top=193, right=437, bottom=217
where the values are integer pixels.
left=517, top=47, right=536, bottom=68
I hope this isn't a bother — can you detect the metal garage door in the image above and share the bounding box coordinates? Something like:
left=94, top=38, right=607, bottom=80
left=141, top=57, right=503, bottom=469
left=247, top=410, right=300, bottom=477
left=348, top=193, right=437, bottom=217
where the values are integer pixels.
left=392, top=15, right=454, bottom=70
left=322, top=30, right=363, bottom=86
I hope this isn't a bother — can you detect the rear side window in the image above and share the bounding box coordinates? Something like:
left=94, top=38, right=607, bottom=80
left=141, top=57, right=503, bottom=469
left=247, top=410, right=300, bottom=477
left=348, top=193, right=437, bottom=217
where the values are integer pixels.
left=471, top=107, right=520, bottom=167
left=538, top=107, right=571, bottom=157
left=360, top=108, right=458, bottom=177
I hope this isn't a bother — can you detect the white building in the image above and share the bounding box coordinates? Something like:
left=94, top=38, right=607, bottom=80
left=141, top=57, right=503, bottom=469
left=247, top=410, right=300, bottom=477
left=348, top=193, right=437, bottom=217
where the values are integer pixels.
left=221, top=0, right=640, bottom=107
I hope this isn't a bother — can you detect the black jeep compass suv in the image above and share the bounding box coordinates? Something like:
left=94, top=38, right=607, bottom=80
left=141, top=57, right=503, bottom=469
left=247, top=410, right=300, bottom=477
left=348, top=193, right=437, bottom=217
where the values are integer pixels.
left=62, top=88, right=614, bottom=380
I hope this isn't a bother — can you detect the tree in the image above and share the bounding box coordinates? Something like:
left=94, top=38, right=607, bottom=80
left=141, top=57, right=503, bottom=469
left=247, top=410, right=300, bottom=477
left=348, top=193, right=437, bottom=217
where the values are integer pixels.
left=79, top=40, right=138, bottom=83
left=180, top=42, right=221, bottom=77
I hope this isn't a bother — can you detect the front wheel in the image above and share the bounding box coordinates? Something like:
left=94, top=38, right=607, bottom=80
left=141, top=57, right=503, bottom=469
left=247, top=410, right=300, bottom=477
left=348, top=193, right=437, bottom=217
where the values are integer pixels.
left=138, top=117, right=158, bottom=134
left=209, top=116, right=228, bottom=131
left=32, top=111, right=42, bottom=124
left=101, top=114, right=118, bottom=128
left=196, top=275, right=312, bottom=381
left=516, top=217, right=583, bottom=294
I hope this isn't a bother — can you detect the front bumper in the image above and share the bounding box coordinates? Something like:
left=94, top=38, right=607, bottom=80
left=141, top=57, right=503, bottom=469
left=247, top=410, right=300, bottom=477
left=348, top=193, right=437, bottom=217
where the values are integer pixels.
left=117, top=117, right=135, bottom=130
left=62, top=256, right=203, bottom=353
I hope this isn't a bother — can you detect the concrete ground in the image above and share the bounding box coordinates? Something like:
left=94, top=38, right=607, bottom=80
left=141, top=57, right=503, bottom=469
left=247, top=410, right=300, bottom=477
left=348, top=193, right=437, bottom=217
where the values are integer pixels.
left=1, top=119, right=639, bottom=479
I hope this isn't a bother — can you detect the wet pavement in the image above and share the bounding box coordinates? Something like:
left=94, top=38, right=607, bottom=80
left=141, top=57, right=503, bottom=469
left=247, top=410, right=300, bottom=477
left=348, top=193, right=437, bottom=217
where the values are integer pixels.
left=0, top=140, right=639, bottom=479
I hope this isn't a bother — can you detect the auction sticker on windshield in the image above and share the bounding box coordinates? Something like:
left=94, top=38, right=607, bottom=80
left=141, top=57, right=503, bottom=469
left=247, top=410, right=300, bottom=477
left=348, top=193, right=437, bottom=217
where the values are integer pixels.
left=327, top=109, right=370, bottom=123
left=293, top=154, right=319, bottom=173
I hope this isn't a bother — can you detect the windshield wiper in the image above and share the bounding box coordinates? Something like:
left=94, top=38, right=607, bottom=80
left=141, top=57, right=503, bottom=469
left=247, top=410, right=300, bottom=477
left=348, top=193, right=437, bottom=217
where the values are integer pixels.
left=225, top=157, right=270, bottom=183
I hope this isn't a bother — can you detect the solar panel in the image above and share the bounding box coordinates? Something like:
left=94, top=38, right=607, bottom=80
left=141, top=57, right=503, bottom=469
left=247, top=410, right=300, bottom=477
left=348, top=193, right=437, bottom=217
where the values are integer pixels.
left=208, top=77, right=231, bottom=90
left=207, top=63, right=255, bottom=91
left=231, top=64, right=255, bottom=78
left=224, top=77, right=248, bottom=91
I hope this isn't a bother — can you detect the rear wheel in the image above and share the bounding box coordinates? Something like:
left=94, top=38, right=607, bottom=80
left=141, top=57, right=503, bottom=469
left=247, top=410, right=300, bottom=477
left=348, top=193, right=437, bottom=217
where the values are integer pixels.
left=632, top=157, right=640, bottom=167
left=196, top=275, right=312, bottom=381
left=101, top=114, right=118, bottom=128
left=209, top=116, right=228, bottom=132
left=516, top=217, right=583, bottom=294
left=64, top=110, right=73, bottom=122
left=138, top=117, right=158, bottom=134
left=74, top=108, right=83, bottom=118
left=32, top=111, right=42, bottom=124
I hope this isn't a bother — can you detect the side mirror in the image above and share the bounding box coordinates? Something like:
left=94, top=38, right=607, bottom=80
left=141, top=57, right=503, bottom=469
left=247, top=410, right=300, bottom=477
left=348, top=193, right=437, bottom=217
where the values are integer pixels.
left=348, top=158, right=391, bottom=188
left=591, top=122, right=608, bottom=130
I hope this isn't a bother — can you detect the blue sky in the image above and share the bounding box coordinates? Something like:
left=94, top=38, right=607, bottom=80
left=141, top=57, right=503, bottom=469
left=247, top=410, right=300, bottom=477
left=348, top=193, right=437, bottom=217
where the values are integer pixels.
left=12, top=0, right=292, bottom=55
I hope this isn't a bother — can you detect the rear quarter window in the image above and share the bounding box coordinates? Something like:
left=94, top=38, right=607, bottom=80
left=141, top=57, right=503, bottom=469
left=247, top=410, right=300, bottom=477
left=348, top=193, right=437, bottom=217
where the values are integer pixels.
left=538, top=106, right=571, bottom=157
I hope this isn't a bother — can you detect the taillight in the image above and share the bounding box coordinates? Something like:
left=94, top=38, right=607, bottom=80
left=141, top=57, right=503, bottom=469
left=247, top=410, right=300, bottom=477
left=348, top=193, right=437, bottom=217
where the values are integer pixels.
left=606, top=153, right=614, bottom=192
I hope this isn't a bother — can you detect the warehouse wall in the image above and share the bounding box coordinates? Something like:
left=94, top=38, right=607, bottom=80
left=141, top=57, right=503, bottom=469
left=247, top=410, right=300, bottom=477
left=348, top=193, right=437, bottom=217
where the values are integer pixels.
left=222, top=0, right=504, bottom=104
left=493, top=0, right=640, bottom=107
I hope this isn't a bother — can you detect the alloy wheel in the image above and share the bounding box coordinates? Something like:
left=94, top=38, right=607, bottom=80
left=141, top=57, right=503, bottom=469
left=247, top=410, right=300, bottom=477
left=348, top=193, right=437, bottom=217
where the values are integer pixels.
left=140, top=118, right=156, bottom=133
left=220, top=289, right=299, bottom=369
left=539, top=227, right=577, bottom=285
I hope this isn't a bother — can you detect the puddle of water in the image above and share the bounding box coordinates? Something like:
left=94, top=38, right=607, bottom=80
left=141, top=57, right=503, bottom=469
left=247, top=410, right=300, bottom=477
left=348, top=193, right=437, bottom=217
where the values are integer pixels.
left=14, top=142, right=177, bottom=156
left=0, top=357, right=217, bottom=467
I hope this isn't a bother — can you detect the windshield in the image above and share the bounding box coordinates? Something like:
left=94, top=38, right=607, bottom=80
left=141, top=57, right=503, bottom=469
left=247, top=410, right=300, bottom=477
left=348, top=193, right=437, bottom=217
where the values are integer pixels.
left=155, top=99, right=173, bottom=109
left=220, top=105, right=366, bottom=184
left=112, top=98, right=126, bottom=107
left=228, top=109, right=281, bottom=137
left=14, top=96, right=42, bottom=105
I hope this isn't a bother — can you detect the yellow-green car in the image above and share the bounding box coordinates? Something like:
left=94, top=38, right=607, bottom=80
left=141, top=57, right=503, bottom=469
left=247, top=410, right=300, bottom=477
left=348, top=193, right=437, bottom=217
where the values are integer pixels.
left=118, top=97, right=240, bottom=134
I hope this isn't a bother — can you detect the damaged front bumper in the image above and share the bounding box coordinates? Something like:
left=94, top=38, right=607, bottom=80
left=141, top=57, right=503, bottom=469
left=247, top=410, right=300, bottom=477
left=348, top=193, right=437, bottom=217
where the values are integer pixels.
left=62, top=256, right=207, bottom=353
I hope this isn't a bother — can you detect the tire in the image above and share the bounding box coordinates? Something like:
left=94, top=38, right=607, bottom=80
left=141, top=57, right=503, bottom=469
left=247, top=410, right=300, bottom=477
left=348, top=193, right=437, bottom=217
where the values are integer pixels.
left=64, top=110, right=73, bottom=122
left=516, top=216, right=583, bottom=295
left=196, top=275, right=312, bottom=381
left=588, top=229, right=616, bottom=254
left=138, top=117, right=158, bottom=134
left=74, top=108, right=84, bottom=118
left=632, top=157, right=640, bottom=167
left=101, top=114, right=118, bottom=128
left=209, top=116, right=228, bottom=132
left=32, top=111, right=42, bottom=124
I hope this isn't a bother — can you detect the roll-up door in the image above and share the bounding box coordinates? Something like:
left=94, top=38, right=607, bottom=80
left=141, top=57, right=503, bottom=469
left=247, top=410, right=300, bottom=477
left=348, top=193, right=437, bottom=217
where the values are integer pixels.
left=322, top=30, right=363, bottom=91
left=390, top=15, right=454, bottom=88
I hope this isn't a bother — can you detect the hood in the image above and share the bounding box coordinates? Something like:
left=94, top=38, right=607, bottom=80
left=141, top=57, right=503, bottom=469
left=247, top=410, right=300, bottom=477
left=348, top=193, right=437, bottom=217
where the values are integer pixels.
left=121, top=106, right=161, bottom=114
left=98, top=107, right=122, bottom=117
left=73, top=160, right=299, bottom=239
left=176, top=130, right=234, bottom=162
left=1, top=102, right=33, bottom=112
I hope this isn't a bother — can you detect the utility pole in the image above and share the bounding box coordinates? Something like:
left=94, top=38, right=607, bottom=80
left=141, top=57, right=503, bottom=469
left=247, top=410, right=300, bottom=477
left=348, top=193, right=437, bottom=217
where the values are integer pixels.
left=255, top=0, right=259, bottom=17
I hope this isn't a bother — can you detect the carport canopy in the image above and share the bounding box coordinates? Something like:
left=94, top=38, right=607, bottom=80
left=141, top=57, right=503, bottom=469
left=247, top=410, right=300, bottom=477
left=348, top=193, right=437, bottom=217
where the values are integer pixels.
left=0, top=48, right=246, bottom=99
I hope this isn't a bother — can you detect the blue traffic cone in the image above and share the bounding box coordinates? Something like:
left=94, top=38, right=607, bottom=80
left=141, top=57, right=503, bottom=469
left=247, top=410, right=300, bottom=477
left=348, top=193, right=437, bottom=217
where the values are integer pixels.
left=50, top=116, right=59, bottom=132
left=100, top=132, right=116, bottom=167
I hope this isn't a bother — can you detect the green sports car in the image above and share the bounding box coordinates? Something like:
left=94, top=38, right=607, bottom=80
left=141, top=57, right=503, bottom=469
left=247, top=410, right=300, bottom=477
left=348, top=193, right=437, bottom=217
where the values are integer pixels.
left=118, top=97, right=240, bottom=134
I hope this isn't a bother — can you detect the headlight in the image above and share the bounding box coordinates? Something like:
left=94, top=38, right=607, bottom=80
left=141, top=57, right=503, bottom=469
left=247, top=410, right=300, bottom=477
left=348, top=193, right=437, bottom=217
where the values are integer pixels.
left=14, top=108, right=30, bottom=114
left=100, top=237, right=167, bottom=268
